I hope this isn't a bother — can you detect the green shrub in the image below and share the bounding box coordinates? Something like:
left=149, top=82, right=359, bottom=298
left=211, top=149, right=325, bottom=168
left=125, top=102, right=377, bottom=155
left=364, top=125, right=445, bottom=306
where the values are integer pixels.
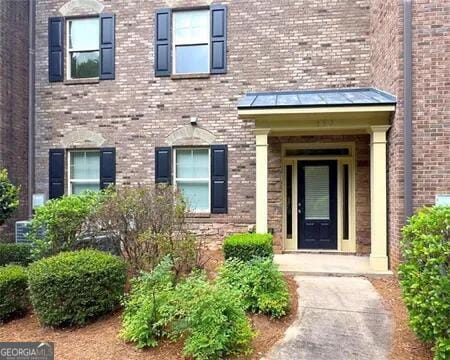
left=0, top=243, right=32, bottom=266
left=217, top=258, right=290, bottom=318
left=0, top=169, right=20, bottom=226
left=399, top=206, right=450, bottom=360
left=223, top=233, right=273, bottom=261
left=28, top=191, right=108, bottom=259
left=28, top=249, right=126, bottom=327
left=164, top=272, right=255, bottom=360
left=0, top=265, right=28, bottom=321
left=121, top=257, right=175, bottom=348
left=122, top=262, right=254, bottom=359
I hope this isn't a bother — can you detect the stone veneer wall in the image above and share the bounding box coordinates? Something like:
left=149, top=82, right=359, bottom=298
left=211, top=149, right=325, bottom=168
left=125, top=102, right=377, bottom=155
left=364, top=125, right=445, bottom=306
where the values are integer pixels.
left=267, top=134, right=371, bottom=254
left=34, top=0, right=372, bottom=247
left=0, top=1, right=29, bottom=240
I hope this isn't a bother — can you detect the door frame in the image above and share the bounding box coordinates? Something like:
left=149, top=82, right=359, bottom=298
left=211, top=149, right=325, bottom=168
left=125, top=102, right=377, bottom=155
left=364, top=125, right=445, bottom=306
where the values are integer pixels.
left=281, top=142, right=356, bottom=252
left=298, top=159, right=338, bottom=250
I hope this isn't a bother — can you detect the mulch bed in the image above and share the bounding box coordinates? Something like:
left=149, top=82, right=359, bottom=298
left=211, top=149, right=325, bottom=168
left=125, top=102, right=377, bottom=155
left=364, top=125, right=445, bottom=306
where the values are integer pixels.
left=370, top=277, right=433, bottom=360
left=0, top=251, right=298, bottom=360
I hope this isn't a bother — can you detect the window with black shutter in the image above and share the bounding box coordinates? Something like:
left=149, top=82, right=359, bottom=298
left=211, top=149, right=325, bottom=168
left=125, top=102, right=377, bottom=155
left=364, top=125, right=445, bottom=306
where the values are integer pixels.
left=155, top=5, right=227, bottom=77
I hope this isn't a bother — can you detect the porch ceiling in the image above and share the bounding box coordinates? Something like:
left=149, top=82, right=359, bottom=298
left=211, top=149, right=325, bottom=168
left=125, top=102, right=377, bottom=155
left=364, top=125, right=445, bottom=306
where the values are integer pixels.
left=238, top=87, right=396, bottom=135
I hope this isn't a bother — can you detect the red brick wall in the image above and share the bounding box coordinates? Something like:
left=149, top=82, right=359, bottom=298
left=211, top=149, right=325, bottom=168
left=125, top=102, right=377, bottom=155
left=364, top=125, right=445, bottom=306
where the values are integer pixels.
left=0, top=1, right=29, bottom=240
left=34, top=0, right=372, bottom=246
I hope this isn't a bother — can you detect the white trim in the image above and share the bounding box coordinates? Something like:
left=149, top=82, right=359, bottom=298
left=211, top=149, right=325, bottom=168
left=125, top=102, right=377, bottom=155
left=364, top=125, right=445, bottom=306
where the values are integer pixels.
left=172, top=9, right=210, bottom=75
left=67, top=150, right=101, bottom=195
left=173, top=147, right=211, bottom=213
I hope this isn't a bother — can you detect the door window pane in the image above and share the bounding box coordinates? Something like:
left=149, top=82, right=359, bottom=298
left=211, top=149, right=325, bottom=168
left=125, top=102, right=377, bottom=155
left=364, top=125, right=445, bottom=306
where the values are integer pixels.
left=304, top=166, right=329, bottom=220
left=286, top=165, right=292, bottom=238
left=175, top=45, right=209, bottom=74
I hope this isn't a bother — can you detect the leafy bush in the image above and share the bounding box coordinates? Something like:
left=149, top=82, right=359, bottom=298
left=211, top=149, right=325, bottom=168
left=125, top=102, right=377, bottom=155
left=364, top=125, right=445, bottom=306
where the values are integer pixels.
left=28, top=249, right=126, bottom=327
left=28, top=191, right=108, bottom=259
left=122, top=261, right=254, bottom=359
left=0, top=265, right=28, bottom=321
left=223, top=233, right=273, bottom=261
left=0, top=243, right=32, bottom=266
left=83, top=185, right=202, bottom=276
left=121, top=257, right=175, bottom=348
left=399, top=206, right=450, bottom=360
left=163, top=272, right=255, bottom=360
left=218, top=258, right=290, bottom=318
left=0, top=169, right=20, bottom=226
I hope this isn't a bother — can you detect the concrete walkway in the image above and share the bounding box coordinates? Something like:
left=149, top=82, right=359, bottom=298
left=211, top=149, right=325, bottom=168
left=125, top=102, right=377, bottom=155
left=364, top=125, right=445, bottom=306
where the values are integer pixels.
left=274, top=253, right=393, bottom=276
left=265, top=276, right=392, bottom=360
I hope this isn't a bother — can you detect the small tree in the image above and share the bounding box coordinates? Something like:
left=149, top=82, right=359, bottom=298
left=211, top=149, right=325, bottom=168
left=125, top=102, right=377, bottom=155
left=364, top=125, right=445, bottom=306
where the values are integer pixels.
left=0, top=169, right=20, bottom=226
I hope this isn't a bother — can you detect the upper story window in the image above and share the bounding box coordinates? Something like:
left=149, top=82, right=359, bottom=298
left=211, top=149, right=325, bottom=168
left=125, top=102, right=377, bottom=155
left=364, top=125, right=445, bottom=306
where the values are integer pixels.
left=69, top=150, right=100, bottom=194
left=173, top=10, right=210, bottom=74
left=48, top=14, right=115, bottom=82
left=67, top=18, right=100, bottom=79
left=155, top=5, right=227, bottom=77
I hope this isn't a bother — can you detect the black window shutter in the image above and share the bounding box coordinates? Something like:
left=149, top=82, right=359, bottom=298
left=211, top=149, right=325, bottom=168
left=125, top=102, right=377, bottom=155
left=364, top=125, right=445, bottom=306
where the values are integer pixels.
left=99, top=13, right=115, bottom=80
left=49, top=149, right=65, bottom=199
left=48, top=17, right=64, bottom=82
left=100, top=148, right=116, bottom=189
left=211, top=145, right=228, bottom=213
left=155, top=9, right=172, bottom=77
left=210, top=5, right=227, bottom=74
left=155, top=147, right=172, bottom=183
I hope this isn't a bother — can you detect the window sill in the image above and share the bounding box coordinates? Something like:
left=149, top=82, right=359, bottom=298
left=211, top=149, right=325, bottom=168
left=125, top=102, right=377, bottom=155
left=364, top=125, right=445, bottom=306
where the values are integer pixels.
left=186, top=212, right=211, bottom=219
left=171, top=73, right=210, bottom=80
left=64, top=78, right=100, bottom=85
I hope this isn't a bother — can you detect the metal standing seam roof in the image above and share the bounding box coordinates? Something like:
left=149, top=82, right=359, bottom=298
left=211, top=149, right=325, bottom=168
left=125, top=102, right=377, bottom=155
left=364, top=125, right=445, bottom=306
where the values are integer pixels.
left=237, top=87, right=397, bottom=109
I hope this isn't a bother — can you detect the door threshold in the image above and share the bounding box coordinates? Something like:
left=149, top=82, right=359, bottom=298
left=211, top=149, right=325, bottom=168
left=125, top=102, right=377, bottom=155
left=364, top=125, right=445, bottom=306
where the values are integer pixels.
left=283, top=250, right=356, bottom=255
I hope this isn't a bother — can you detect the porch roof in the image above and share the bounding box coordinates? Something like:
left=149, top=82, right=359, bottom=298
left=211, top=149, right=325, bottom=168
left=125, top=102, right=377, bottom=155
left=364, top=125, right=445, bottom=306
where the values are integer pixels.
left=237, top=87, right=396, bottom=109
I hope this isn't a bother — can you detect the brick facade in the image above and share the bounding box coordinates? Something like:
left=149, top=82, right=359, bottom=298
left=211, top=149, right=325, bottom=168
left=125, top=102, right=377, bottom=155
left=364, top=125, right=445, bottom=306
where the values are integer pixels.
left=34, top=0, right=372, bottom=247
left=0, top=1, right=29, bottom=240
left=30, top=0, right=450, bottom=264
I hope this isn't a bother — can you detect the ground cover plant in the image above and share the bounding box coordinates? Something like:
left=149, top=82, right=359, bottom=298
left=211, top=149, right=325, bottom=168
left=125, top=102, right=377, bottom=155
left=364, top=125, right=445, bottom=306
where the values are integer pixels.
left=28, top=249, right=126, bottom=327
left=399, top=206, right=450, bottom=360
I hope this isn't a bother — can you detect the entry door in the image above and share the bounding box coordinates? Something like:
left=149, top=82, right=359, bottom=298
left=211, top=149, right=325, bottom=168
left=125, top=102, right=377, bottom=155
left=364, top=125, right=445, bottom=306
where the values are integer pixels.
left=298, top=160, right=337, bottom=249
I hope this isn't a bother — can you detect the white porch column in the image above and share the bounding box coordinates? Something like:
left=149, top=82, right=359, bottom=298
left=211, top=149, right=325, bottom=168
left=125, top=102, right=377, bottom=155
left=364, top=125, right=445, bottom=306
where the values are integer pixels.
left=369, top=125, right=390, bottom=271
left=255, top=129, right=270, bottom=233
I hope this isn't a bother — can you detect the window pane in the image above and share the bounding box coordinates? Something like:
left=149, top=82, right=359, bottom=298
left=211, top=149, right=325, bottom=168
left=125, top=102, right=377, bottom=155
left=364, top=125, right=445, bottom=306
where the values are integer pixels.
left=70, top=51, right=99, bottom=78
left=69, top=18, right=99, bottom=50
left=176, top=149, right=209, bottom=178
left=177, top=181, right=209, bottom=212
left=72, top=183, right=100, bottom=195
left=286, top=165, right=292, bottom=238
left=175, top=45, right=209, bottom=74
left=305, top=166, right=329, bottom=220
left=71, top=152, right=100, bottom=180
left=343, top=164, right=349, bottom=240
left=174, top=10, right=209, bottom=44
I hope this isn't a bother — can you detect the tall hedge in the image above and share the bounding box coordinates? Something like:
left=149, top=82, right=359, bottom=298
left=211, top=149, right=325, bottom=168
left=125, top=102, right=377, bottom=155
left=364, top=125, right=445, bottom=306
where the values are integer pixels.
left=28, top=249, right=127, bottom=327
left=399, top=206, right=450, bottom=359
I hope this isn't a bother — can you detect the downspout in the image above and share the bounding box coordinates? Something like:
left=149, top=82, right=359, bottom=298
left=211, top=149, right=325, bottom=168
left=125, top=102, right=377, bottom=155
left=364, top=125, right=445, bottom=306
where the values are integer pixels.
left=27, top=0, right=36, bottom=218
left=403, top=0, right=413, bottom=220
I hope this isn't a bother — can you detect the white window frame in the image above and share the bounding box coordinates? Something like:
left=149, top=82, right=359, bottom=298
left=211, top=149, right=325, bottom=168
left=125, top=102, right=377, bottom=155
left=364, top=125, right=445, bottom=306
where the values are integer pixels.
left=66, top=17, right=100, bottom=80
left=68, top=150, right=101, bottom=195
left=174, top=147, right=211, bottom=213
left=172, top=9, right=210, bottom=75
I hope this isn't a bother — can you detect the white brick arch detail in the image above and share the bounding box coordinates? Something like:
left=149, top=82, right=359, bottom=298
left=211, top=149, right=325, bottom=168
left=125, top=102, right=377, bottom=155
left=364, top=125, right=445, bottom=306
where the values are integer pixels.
left=60, top=130, right=106, bottom=148
left=165, top=126, right=216, bottom=146
left=59, top=0, right=104, bottom=16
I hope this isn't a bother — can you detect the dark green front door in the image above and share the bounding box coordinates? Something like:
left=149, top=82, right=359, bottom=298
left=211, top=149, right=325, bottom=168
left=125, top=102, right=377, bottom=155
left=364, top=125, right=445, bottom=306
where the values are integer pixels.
left=298, top=160, right=338, bottom=250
